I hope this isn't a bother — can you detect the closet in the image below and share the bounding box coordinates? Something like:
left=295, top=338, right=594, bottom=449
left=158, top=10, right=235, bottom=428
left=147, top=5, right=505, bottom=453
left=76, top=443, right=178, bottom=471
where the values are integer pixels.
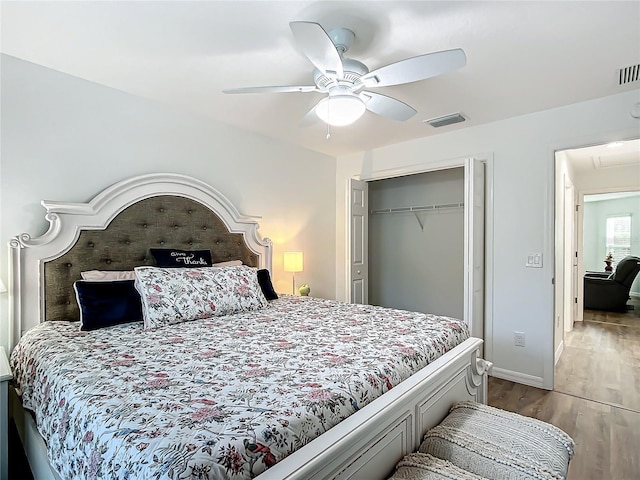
left=368, top=168, right=465, bottom=318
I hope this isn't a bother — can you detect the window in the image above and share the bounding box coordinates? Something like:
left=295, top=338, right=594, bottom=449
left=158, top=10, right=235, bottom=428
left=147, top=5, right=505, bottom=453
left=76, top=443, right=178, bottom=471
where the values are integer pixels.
left=605, top=214, right=631, bottom=267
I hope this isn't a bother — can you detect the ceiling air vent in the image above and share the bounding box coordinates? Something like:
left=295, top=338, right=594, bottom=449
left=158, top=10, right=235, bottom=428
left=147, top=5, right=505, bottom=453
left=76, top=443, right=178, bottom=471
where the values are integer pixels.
left=425, top=112, right=466, bottom=128
left=619, top=64, right=639, bottom=85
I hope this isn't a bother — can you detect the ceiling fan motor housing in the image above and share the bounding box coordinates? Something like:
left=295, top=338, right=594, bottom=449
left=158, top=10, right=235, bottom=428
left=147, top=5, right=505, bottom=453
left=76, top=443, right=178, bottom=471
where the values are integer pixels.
left=313, top=58, right=369, bottom=90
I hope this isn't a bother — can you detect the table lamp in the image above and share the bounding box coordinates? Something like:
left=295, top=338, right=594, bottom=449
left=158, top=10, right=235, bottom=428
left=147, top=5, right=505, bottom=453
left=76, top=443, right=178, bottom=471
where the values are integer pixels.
left=283, top=252, right=303, bottom=295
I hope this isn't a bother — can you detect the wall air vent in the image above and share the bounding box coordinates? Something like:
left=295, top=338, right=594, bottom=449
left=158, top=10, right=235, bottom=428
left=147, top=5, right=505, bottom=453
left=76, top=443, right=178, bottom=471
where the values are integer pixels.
left=425, top=112, right=466, bottom=128
left=619, top=64, right=640, bottom=85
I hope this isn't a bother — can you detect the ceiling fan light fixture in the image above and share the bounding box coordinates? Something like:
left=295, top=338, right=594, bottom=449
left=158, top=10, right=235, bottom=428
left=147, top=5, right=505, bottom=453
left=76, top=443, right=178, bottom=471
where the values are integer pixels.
left=315, top=95, right=366, bottom=126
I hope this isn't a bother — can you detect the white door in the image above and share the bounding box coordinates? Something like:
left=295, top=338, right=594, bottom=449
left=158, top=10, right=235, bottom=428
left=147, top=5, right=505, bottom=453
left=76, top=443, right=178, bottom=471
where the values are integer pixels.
left=563, top=182, right=574, bottom=332
left=464, top=158, right=486, bottom=339
left=571, top=194, right=579, bottom=326
left=348, top=179, right=368, bottom=304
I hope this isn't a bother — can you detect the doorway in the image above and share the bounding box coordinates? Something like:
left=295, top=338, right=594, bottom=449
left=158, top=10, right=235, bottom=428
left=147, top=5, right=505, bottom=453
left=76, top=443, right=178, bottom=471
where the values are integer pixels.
left=553, top=139, right=640, bottom=405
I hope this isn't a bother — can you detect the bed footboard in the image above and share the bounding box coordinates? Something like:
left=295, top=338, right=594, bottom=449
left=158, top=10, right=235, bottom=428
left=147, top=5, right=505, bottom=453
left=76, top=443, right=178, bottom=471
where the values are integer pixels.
left=260, top=337, right=488, bottom=480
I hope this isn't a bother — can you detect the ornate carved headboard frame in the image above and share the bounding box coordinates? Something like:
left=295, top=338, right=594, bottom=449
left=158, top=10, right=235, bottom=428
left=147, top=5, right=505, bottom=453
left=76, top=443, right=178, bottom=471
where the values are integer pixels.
left=9, top=173, right=272, bottom=349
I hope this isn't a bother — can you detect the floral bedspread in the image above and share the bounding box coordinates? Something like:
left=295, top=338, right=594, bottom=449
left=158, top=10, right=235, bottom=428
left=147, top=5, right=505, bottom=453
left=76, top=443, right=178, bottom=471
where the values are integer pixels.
left=11, top=296, right=469, bottom=480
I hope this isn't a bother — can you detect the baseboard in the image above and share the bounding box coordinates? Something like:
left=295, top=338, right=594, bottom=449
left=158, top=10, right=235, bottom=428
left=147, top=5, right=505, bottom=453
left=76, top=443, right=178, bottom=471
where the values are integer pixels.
left=490, top=367, right=545, bottom=389
left=554, top=341, right=564, bottom=366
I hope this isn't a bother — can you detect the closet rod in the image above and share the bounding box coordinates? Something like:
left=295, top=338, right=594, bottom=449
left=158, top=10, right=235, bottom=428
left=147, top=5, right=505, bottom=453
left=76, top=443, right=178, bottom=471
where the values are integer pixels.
left=370, top=202, right=464, bottom=215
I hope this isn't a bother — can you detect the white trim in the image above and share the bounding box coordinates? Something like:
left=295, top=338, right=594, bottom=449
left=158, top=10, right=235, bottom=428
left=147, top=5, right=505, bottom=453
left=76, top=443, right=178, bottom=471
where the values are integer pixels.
left=483, top=155, right=495, bottom=364
left=580, top=185, right=640, bottom=199
left=358, top=154, right=492, bottom=182
left=554, top=340, right=564, bottom=367
left=491, top=367, right=545, bottom=389
left=344, top=178, right=352, bottom=302
left=542, top=146, right=556, bottom=391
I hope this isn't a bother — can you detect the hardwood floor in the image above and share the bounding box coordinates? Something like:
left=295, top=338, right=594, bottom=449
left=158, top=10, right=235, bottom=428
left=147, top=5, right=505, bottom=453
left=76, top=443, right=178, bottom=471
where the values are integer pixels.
left=489, top=377, right=639, bottom=480
left=489, top=297, right=640, bottom=480
left=556, top=297, right=640, bottom=411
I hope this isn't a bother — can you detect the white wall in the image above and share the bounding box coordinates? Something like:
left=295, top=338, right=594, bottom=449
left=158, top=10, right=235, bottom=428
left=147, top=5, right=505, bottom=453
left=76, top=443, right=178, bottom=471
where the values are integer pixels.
left=0, top=55, right=337, bottom=351
left=336, top=89, right=640, bottom=389
left=583, top=196, right=640, bottom=295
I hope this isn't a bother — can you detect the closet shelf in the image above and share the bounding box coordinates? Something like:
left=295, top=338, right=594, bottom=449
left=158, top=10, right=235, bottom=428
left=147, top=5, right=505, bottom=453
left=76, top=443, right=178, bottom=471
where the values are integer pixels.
left=370, top=202, right=464, bottom=232
left=370, top=202, right=464, bottom=215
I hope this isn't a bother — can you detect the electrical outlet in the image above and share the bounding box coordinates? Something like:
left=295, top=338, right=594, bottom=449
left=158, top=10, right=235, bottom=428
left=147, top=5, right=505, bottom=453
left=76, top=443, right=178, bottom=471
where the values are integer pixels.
left=514, top=332, right=526, bottom=347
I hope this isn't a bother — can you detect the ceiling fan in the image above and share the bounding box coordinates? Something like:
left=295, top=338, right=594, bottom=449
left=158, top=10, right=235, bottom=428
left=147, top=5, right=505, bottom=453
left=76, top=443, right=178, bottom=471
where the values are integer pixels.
left=223, top=21, right=466, bottom=127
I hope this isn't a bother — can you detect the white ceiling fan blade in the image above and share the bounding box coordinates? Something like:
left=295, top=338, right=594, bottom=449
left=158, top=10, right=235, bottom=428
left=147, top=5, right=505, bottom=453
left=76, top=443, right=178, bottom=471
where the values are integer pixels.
left=360, top=91, right=417, bottom=121
left=290, top=21, right=344, bottom=78
left=362, top=48, right=466, bottom=87
left=299, top=102, right=321, bottom=127
left=223, top=85, right=318, bottom=94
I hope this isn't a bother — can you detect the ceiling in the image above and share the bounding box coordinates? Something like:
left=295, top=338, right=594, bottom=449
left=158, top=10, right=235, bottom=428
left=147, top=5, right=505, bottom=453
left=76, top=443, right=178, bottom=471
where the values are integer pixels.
left=1, top=1, right=639, bottom=157
left=562, top=138, right=640, bottom=174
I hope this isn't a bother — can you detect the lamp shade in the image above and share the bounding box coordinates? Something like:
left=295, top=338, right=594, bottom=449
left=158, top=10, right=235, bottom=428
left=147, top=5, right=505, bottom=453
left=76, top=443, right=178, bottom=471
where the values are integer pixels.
left=315, top=95, right=366, bottom=126
left=283, top=252, right=303, bottom=273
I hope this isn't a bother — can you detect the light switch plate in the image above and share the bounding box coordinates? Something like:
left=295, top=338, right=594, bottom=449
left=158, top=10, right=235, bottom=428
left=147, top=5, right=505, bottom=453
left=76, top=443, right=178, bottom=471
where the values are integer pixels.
left=526, top=253, right=543, bottom=268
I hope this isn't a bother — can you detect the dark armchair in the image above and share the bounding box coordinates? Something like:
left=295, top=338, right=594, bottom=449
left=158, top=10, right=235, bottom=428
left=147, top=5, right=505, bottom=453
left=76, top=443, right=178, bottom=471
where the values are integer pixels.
left=584, top=255, right=640, bottom=311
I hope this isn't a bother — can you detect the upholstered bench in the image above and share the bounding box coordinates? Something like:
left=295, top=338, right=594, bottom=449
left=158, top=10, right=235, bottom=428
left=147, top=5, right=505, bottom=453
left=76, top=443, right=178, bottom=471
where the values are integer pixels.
left=389, top=401, right=575, bottom=480
left=389, top=452, right=488, bottom=479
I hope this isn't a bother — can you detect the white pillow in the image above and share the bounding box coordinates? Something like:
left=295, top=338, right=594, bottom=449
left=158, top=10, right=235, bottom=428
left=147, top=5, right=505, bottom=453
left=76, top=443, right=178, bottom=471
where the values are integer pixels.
left=212, top=260, right=243, bottom=267
left=81, top=270, right=137, bottom=281
left=134, top=265, right=267, bottom=329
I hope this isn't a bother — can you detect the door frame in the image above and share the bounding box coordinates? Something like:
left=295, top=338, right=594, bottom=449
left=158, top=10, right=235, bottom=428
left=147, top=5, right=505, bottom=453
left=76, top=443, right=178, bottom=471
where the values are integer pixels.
left=346, top=154, right=494, bottom=358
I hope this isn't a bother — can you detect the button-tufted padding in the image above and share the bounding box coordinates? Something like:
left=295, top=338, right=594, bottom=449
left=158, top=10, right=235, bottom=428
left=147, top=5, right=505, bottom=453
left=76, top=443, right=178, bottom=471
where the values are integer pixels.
left=44, top=195, right=259, bottom=322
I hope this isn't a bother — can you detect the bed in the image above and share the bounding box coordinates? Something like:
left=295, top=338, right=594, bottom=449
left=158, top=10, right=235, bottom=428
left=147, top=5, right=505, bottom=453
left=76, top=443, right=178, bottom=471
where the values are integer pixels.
left=8, top=173, right=489, bottom=480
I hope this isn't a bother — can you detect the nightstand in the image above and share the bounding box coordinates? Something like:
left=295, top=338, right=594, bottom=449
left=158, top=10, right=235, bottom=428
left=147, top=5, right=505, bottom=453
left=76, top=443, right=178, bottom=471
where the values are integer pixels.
left=0, top=347, right=11, bottom=480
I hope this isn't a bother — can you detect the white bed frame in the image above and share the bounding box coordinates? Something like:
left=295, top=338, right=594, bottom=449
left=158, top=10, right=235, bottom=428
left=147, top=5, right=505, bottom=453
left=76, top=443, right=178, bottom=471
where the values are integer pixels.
left=8, top=173, right=490, bottom=480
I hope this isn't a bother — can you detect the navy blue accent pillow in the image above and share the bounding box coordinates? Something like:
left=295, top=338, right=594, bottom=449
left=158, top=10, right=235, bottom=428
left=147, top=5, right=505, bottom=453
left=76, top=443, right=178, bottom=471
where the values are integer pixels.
left=73, top=280, right=143, bottom=331
left=257, top=269, right=278, bottom=300
left=150, top=248, right=213, bottom=268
